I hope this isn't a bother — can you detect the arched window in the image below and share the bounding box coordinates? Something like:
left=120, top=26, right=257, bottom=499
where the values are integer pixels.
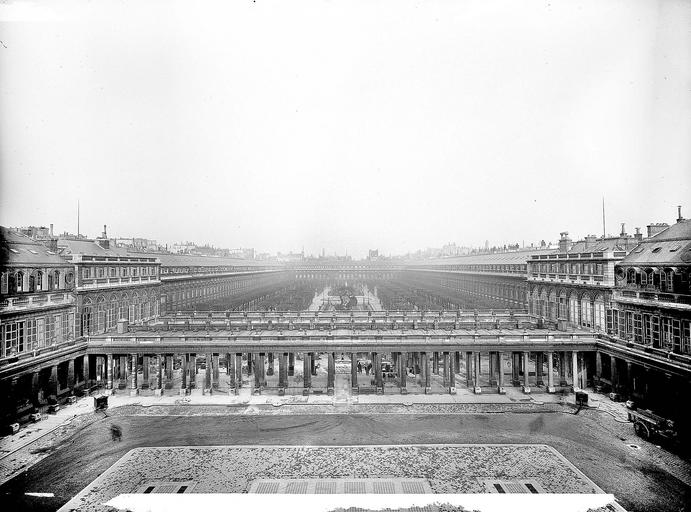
left=36, top=271, right=43, bottom=290
left=580, top=295, right=593, bottom=328
left=107, top=295, right=117, bottom=330
left=29, top=272, right=36, bottom=292
left=593, top=295, right=605, bottom=331
left=16, top=271, right=24, bottom=292
left=97, top=296, right=107, bottom=333
left=568, top=293, right=579, bottom=325
left=53, top=271, right=60, bottom=289
left=82, top=298, right=93, bottom=336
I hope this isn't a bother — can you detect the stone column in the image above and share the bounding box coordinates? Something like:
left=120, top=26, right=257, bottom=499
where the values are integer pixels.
left=103, top=355, right=111, bottom=390
left=432, top=352, right=439, bottom=374
left=310, top=352, right=317, bottom=376
left=228, top=353, right=236, bottom=389
left=267, top=353, right=275, bottom=376
left=130, top=354, right=138, bottom=395
left=448, top=351, right=455, bottom=393
left=165, top=355, right=174, bottom=380
left=212, top=354, right=220, bottom=389
left=454, top=352, right=461, bottom=374
left=595, top=351, right=602, bottom=385
left=523, top=352, right=531, bottom=393
left=466, top=352, right=473, bottom=387
left=203, top=353, right=211, bottom=391
left=83, top=354, right=91, bottom=387
left=559, top=352, right=567, bottom=386
left=626, top=361, right=634, bottom=397
left=422, top=352, right=431, bottom=393
left=351, top=352, right=358, bottom=392
left=547, top=352, right=555, bottom=392
left=303, top=353, right=311, bottom=394
left=497, top=352, right=505, bottom=393
left=119, top=355, right=127, bottom=386
left=235, top=353, right=243, bottom=389
left=400, top=351, right=408, bottom=394
left=189, top=354, right=196, bottom=389
left=327, top=352, right=335, bottom=395
left=571, top=351, right=579, bottom=391
left=142, top=355, right=150, bottom=389
left=278, top=352, right=288, bottom=395
left=488, top=352, right=497, bottom=386
left=180, top=354, right=188, bottom=392
left=247, top=353, right=253, bottom=375
left=473, top=352, right=481, bottom=393
left=581, top=353, right=589, bottom=390
left=68, top=358, right=76, bottom=391
left=156, top=354, right=163, bottom=393
left=48, top=365, right=59, bottom=397
left=253, top=353, right=262, bottom=393
left=442, top=352, right=451, bottom=388
left=374, top=352, right=383, bottom=394
left=610, top=355, right=618, bottom=391
left=536, top=353, right=544, bottom=386
left=288, top=353, right=295, bottom=376
left=511, top=352, right=520, bottom=386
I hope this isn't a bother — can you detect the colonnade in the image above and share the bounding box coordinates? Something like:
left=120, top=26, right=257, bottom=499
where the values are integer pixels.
left=87, top=349, right=591, bottom=396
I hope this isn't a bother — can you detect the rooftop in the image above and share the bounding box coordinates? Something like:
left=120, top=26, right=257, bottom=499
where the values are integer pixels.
left=1, top=227, right=72, bottom=267
left=620, top=219, right=691, bottom=266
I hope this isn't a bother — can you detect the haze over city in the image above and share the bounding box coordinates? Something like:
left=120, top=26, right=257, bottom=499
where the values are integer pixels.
left=1, top=0, right=690, bottom=257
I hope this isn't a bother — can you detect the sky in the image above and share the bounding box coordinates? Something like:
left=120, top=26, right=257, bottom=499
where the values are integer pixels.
left=1, top=0, right=690, bottom=258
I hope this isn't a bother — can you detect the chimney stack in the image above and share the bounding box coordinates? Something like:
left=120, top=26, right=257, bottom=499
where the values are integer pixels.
left=50, top=223, right=54, bottom=236
left=634, top=227, right=643, bottom=242
left=647, top=223, right=669, bottom=238
left=678, top=206, right=685, bottom=223
left=558, top=232, right=572, bottom=253
left=584, top=234, right=597, bottom=249
left=620, top=223, right=627, bottom=236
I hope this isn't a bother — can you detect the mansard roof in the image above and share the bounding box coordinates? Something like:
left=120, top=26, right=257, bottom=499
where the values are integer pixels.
left=620, top=219, right=691, bottom=266
left=411, top=248, right=554, bottom=266
left=0, top=227, right=71, bottom=267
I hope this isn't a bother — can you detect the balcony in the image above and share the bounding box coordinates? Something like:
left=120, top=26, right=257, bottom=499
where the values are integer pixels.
left=0, top=292, right=75, bottom=312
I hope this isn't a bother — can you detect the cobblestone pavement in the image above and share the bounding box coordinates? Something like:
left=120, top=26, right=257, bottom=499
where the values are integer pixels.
left=59, top=444, right=603, bottom=511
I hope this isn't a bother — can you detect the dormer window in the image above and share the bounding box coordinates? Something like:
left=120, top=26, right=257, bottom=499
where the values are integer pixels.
left=652, top=247, right=662, bottom=254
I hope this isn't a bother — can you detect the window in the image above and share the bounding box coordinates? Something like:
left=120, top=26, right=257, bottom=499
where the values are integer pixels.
left=3, top=322, right=18, bottom=356
left=53, top=271, right=60, bottom=289
left=97, top=267, right=105, bottom=278
left=16, top=271, right=24, bottom=292
left=109, top=267, right=116, bottom=277
left=27, top=319, right=37, bottom=349
left=132, top=267, right=138, bottom=277
left=66, top=313, right=74, bottom=340
left=62, top=313, right=70, bottom=341
left=122, top=267, right=128, bottom=277
left=54, top=314, right=63, bottom=343
left=36, top=318, right=46, bottom=347
left=83, top=268, right=91, bottom=279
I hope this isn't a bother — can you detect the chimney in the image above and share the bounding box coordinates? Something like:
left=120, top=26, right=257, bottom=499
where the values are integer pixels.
left=584, top=234, right=597, bottom=249
left=102, top=224, right=107, bottom=238
left=558, top=232, right=572, bottom=253
left=50, top=223, right=54, bottom=236
left=634, top=227, right=643, bottom=242
left=646, top=223, right=669, bottom=238
left=678, top=205, right=685, bottom=223
left=620, top=223, right=627, bottom=236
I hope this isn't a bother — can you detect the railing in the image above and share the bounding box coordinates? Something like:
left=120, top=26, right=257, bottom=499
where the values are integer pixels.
left=0, top=293, right=75, bottom=311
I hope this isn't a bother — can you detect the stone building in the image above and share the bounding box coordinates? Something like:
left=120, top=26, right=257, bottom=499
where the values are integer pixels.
left=527, top=230, right=640, bottom=331
left=57, top=236, right=161, bottom=336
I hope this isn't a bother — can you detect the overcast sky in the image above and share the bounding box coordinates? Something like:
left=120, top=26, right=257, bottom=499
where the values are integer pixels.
left=1, top=0, right=689, bottom=257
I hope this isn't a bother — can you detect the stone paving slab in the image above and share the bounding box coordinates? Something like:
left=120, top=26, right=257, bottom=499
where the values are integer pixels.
left=58, top=444, right=606, bottom=512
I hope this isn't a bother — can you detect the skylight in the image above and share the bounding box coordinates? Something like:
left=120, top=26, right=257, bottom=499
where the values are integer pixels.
left=9, top=248, right=19, bottom=254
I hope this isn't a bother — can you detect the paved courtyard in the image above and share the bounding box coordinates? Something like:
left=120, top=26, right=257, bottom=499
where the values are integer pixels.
left=59, top=444, right=605, bottom=511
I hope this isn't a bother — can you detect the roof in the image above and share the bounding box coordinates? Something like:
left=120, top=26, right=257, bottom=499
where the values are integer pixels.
left=152, top=252, right=280, bottom=268
left=620, top=219, right=691, bottom=266
left=409, top=248, right=555, bottom=266
left=566, top=236, right=637, bottom=254
left=57, top=239, right=130, bottom=257
left=1, top=227, right=72, bottom=267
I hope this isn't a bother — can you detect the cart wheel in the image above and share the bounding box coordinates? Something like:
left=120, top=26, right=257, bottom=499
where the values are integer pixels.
left=634, top=421, right=650, bottom=440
